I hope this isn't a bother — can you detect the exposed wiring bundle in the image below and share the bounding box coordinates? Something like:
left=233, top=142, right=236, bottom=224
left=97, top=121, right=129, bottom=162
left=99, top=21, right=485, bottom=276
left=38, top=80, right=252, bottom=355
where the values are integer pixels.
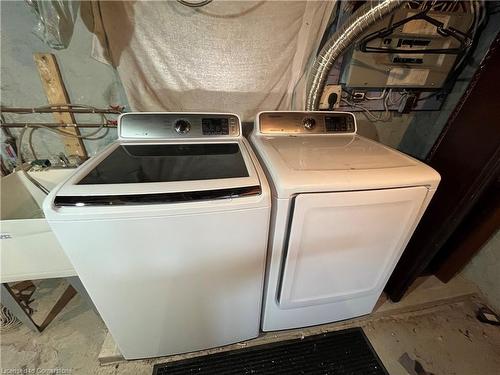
left=306, top=0, right=405, bottom=110
left=340, top=89, right=408, bottom=122
left=313, top=0, right=486, bottom=121
left=9, top=104, right=116, bottom=165
left=0, top=102, right=124, bottom=178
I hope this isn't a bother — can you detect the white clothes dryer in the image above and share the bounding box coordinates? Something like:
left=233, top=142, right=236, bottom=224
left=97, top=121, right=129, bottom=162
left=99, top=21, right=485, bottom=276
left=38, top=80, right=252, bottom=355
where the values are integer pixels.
left=44, top=113, right=271, bottom=359
left=249, top=111, right=440, bottom=331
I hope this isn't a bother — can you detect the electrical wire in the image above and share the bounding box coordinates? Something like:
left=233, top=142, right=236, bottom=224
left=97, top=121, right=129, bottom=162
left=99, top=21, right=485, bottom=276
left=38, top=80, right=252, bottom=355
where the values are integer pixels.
left=13, top=125, right=50, bottom=195
left=35, top=122, right=109, bottom=140
left=23, top=103, right=111, bottom=140
left=387, top=89, right=408, bottom=106
left=2, top=103, right=121, bottom=114
left=364, top=89, right=387, bottom=100
left=382, top=91, right=390, bottom=120
left=341, top=89, right=394, bottom=122
left=11, top=103, right=113, bottom=194
left=15, top=126, right=28, bottom=167
left=341, top=98, right=384, bottom=122
left=28, top=128, right=37, bottom=159
left=15, top=109, right=110, bottom=165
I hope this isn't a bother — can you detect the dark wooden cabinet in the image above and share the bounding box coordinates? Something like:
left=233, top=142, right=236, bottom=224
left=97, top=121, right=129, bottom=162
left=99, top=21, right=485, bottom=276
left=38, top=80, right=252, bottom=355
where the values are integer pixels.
left=385, top=32, right=500, bottom=302
left=430, top=178, right=500, bottom=282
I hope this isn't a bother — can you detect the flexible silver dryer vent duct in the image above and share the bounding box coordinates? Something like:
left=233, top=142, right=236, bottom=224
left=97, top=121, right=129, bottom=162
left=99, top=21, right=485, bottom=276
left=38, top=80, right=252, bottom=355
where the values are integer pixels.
left=306, top=0, right=405, bottom=110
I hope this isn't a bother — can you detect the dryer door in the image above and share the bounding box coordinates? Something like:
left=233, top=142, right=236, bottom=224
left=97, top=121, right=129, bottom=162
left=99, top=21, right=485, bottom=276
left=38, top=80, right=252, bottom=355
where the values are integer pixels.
left=278, top=186, right=428, bottom=309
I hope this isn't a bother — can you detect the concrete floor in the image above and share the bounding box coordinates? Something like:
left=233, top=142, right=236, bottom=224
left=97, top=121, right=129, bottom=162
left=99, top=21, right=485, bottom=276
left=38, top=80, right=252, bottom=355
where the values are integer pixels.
left=462, top=229, right=500, bottom=312
left=1, top=276, right=499, bottom=374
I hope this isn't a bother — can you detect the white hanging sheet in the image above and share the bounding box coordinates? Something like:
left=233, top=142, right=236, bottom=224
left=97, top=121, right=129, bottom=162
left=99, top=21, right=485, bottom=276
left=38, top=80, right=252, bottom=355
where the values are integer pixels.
left=92, top=1, right=336, bottom=121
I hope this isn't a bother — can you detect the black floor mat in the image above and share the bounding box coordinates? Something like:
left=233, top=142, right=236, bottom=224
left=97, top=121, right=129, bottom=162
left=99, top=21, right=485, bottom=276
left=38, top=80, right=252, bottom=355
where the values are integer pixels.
left=153, top=327, right=388, bottom=375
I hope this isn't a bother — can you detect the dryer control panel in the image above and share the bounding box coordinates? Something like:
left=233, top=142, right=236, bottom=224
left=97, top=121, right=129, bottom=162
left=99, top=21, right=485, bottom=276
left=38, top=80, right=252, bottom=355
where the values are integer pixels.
left=258, top=111, right=356, bottom=135
left=119, top=113, right=240, bottom=139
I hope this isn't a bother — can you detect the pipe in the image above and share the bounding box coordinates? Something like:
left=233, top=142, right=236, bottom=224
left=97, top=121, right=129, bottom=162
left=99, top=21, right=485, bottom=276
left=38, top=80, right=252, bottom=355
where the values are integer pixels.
left=0, top=122, right=116, bottom=129
left=306, top=0, right=405, bottom=110
left=0, top=106, right=122, bottom=114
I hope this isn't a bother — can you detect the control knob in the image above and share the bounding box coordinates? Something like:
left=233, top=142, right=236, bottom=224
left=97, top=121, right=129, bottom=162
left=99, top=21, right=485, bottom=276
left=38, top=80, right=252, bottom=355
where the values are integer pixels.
left=303, top=117, right=316, bottom=130
left=174, top=119, right=191, bottom=134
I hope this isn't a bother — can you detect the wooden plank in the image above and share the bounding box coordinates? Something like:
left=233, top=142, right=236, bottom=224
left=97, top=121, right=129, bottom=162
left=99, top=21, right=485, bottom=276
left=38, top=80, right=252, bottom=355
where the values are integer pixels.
left=38, top=285, right=77, bottom=331
left=33, top=53, right=88, bottom=159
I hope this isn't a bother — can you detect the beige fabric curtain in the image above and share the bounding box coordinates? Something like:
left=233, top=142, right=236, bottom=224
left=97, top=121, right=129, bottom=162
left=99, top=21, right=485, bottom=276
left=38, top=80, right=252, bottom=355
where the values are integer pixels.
left=93, top=1, right=336, bottom=121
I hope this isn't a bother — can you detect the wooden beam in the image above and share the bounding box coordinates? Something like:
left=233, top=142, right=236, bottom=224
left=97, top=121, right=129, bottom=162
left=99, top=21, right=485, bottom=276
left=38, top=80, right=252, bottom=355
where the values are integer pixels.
left=33, top=53, right=88, bottom=159
left=38, top=285, right=77, bottom=331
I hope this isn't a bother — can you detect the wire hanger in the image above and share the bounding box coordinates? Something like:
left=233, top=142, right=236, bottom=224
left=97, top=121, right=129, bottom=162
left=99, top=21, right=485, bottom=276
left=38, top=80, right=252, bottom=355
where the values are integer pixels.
left=359, top=10, right=472, bottom=55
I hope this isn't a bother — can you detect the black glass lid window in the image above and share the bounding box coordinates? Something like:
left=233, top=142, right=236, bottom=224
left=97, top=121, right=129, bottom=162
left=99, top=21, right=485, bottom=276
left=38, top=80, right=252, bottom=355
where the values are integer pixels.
left=78, top=143, right=249, bottom=185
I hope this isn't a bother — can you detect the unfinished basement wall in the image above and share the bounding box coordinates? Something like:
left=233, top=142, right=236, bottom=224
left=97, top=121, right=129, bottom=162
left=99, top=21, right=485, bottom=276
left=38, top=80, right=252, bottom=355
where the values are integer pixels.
left=0, top=1, right=128, bottom=162
left=461, top=231, right=500, bottom=311
left=2, top=2, right=499, bottom=164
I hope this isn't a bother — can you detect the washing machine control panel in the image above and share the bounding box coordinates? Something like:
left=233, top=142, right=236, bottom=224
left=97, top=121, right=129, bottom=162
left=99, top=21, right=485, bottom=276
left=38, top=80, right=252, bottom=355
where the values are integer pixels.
left=201, top=118, right=230, bottom=135
left=119, top=113, right=240, bottom=139
left=259, top=112, right=356, bottom=135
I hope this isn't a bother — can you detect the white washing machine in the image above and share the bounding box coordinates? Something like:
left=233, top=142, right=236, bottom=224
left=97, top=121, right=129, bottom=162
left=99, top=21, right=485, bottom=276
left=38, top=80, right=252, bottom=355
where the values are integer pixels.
left=250, top=111, right=440, bottom=331
left=44, top=113, right=271, bottom=359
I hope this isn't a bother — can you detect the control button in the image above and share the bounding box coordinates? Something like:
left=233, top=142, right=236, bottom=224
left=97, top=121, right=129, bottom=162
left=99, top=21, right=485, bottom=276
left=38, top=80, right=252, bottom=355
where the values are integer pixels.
left=174, top=119, right=191, bottom=134
left=303, top=117, right=316, bottom=130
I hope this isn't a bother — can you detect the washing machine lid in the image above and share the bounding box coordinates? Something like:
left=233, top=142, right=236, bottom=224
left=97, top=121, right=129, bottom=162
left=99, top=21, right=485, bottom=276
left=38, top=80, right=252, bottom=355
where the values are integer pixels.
left=252, top=134, right=440, bottom=198
left=52, top=139, right=262, bottom=206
